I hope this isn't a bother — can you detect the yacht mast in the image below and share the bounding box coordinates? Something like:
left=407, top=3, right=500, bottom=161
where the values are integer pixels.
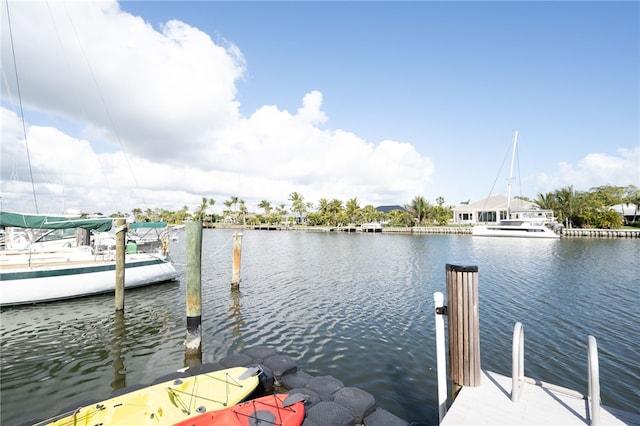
left=506, top=131, right=518, bottom=219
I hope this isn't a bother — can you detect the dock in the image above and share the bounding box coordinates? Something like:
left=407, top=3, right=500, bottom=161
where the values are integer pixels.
left=440, top=369, right=638, bottom=425
left=432, top=267, right=640, bottom=426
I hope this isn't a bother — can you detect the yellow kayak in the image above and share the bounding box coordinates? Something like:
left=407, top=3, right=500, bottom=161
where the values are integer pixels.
left=42, top=366, right=261, bottom=425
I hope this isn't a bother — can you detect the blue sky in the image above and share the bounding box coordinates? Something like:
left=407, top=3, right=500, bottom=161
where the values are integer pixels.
left=1, top=1, right=638, bottom=215
left=126, top=2, right=637, bottom=143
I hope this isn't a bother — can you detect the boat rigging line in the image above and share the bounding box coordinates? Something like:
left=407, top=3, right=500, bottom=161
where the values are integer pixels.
left=59, top=2, right=149, bottom=211
left=4, top=0, right=38, bottom=213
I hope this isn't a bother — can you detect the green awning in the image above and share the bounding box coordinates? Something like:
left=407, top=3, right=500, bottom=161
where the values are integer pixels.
left=129, top=221, right=167, bottom=229
left=0, top=212, right=113, bottom=232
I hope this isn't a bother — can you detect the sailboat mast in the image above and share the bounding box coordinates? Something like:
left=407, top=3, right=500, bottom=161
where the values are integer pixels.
left=506, top=130, right=518, bottom=219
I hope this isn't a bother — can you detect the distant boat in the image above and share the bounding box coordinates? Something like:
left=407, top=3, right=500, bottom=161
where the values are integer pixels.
left=472, top=131, right=560, bottom=239
left=472, top=218, right=560, bottom=238
left=0, top=211, right=179, bottom=306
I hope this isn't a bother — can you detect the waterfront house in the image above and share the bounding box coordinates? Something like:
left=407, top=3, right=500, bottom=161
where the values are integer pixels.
left=375, top=205, right=406, bottom=214
left=610, top=203, right=638, bottom=224
left=452, top=195, right=555, bottom=225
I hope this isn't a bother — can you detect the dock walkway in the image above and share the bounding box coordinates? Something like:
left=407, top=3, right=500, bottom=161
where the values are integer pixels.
left=441, top=370, right=639, bottom=425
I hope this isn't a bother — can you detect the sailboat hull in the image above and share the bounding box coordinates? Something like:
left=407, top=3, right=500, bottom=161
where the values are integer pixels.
left=472, top=224, right=560, bottom=238
left=0, top=250, right=178, bottom=306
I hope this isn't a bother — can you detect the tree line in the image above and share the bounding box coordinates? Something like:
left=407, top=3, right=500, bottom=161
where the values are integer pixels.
left=533, top=184, right=639, bottom=229
left=121, top=192, right=454, bottom=227
left=116, top=184, right=638, bottom=229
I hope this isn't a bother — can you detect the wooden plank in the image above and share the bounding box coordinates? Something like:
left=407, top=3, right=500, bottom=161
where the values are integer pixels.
left=446, top=265, right=480, bottom=388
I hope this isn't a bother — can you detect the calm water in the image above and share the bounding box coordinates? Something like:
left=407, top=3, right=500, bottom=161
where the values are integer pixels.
left=1, top=230, right=639, bottom=425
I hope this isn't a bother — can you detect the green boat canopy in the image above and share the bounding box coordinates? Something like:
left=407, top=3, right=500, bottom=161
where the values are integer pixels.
left=0, top=212, right=113, bottom=232
left=129, top=221, right=168, bottom=229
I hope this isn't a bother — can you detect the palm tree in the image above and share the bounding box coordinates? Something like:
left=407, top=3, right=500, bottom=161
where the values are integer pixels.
left=207, top=198, right=216, bottom=222
left=132, top=207, right=142, bottom=221
left=405, top=196, right=431, bottom=226
left=317, top=198, right=329, bottom=214
left=223, top=199, right=233, bottom=223
left=388, top=208, right=414, bottom=227
left=328, top=199, right=343, bottom=214
left=194, top=197, right=208, bottom=221
left=431, top=197, right=453, bottom=226
left=289, top=192, right=306, bottom=224
left=345, top=198, right=361, bottom=224
left=327, top=199, right=344, bottom=226
left=175, top=205, right=190, bottom=223
left=360, top=205, right=379, bottom=223
left=275, top=203, right=288, bottom=224
left=228, top=196, right=239, bottom=221
left=258, top=200, right=272, bottom=217
left=535, top=192, right=556, bottom=210
left=555, top=186, right=577, bottom=228
left=238, top=200, right=248, bottom=225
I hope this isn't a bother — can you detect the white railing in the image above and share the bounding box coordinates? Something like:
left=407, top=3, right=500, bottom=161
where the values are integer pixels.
left=511, top=322, right=602, bottom=425
left=434, top=292, right=448, bottom=424
left=587, top=335, right=601, bottom=426
left=511, top=321, right=524, bottom=402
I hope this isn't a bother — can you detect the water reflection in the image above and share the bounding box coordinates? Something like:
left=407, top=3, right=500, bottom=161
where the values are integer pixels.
left=110, top=311, right=126, bottom=392
left=228, top=287, right=246, bottom=354
left=184, top=342, right=203, bottom=369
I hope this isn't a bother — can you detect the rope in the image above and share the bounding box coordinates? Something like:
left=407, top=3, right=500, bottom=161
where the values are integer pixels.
left=204, top=233, right=235, bottom=259
left=157, top=230, right=235, bottom=266
left=165, top=370, right=247, bottom=415
left=4, top=1, right=38, bottom=213
left=478, top=140, right=512, bottom=221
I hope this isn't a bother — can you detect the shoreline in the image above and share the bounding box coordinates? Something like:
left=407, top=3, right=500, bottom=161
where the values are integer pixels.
left=204, top=224, right=640, bottom=238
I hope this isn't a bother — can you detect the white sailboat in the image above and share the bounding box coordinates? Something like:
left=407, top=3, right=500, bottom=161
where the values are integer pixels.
left=472, top=131, right=560, bottom=238
left=0, top=212, right=179, bottom=306
left=0, top=5, right=178, bottom=305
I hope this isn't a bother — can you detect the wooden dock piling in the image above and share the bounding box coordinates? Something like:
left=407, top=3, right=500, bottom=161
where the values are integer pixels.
left=115, top=218, right=126, bottom=311
left=231, top=231, right=243, bottom=288
left=446, top=263, right=481, bottom=398
left=185, top=221, right=202, bottom=363
left=111, top=310, right=126, bottom=392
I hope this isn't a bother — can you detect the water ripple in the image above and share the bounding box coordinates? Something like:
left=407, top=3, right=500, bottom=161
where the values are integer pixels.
left=2, top=232, right=639, bottom=425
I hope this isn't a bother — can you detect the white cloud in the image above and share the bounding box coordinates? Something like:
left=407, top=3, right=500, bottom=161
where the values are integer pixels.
left=529, top=147, right=640, bottom=195
left=2, top=1, right=634, bottom=217
left=0, top=1, right=435, bottom=214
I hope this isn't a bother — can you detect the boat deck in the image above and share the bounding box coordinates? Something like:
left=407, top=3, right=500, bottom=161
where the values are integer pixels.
left=441, top=370, right=639, bottom=425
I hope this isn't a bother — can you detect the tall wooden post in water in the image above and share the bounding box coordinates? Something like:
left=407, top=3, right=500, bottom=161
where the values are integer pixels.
left=185, top=221, right=202, bottom=364
left=231, top=231, right=243, bottom=288
left=446, top=263, right=481, bottom=399
left=115, top=218, right=127, bottom=311
left=111, top=310, right=126, bottom=392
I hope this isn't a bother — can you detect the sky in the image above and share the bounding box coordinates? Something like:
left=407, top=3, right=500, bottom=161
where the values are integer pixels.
left=1, top=1, right=639, bottom=216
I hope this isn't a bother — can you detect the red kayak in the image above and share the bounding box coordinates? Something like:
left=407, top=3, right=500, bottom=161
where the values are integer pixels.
left=174, top=393, right=305, bottom=426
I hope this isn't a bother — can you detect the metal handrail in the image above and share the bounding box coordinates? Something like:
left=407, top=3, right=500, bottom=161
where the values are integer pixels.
left=512, top=323, right=601, bottom=426
left=588, top=335, right=601, bottom=426
left=511, top=322, right=524, bottom=402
